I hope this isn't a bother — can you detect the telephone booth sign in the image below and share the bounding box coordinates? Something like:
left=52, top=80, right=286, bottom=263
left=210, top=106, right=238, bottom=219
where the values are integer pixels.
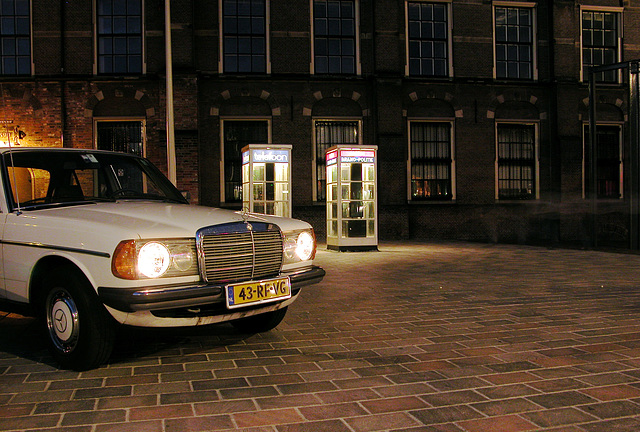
left=326, top=145, right=378, bottom=251
left=241, top=144, right=292, bottom=217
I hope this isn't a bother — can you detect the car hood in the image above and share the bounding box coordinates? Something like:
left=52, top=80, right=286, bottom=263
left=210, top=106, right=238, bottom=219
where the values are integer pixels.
left=31, top=201, right=308, bottom=236
left=3, top=201, right=311, bottom=256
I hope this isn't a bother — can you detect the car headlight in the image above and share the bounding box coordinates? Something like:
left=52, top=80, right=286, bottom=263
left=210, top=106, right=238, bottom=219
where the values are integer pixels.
left=112, top=239, right=198, bottom=280
left=283, top=229, right=316, bottom=264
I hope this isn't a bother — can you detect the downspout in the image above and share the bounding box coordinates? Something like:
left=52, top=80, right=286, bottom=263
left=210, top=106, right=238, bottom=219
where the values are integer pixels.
left=165, top=0, right=177, bottom=185
left=547, top=0, right=560, bottom=242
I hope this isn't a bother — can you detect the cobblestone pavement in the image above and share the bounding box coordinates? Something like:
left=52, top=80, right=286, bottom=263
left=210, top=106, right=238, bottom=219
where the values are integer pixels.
left=4, top=241, right=640, bottom=431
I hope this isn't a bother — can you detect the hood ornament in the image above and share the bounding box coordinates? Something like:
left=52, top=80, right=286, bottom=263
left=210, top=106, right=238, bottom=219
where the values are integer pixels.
left=240, top=207, right=253, bottom=231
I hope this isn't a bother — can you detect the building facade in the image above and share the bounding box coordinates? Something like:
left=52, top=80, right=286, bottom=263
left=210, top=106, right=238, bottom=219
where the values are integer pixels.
left=2, top=0, right=640, bottom=247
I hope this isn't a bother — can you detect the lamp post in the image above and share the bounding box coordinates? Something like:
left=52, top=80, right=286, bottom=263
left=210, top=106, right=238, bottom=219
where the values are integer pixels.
left=165, top=0, right=177, bottom=185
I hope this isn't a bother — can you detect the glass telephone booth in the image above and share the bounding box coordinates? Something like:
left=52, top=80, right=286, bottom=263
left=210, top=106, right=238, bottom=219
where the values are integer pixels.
left=241, top=144, right=292, bottom=217
left=326, top=145, right=378, bottom=251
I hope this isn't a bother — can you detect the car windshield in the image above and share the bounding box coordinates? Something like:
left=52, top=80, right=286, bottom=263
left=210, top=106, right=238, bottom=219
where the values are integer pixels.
left=2, top=150, right=188, bottom=210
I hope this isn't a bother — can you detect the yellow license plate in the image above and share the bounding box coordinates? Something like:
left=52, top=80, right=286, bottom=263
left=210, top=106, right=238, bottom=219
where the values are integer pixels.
left=226, top=276, right=291, bottom=309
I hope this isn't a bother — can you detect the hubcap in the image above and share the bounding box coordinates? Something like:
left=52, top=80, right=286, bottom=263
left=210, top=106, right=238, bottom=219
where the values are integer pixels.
left=46, top=289, right=79, bottom=353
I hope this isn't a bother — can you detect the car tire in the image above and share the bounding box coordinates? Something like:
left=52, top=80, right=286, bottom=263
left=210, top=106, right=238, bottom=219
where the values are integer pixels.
left=40, top=267, right=115, bottom=371
left=231, top=307, right=288, bottom=333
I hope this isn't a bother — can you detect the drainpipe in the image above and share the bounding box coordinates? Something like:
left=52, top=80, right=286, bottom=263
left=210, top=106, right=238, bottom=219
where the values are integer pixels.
left=165, top=0, right=177, bottom=185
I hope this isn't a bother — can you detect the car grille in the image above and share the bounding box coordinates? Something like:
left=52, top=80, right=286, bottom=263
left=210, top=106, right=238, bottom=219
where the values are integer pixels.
left=196, top=222, right=283, bottom=283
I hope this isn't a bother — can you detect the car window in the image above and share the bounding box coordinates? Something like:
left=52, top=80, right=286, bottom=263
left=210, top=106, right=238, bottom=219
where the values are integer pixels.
left=3, top=151, right=187, bottom=209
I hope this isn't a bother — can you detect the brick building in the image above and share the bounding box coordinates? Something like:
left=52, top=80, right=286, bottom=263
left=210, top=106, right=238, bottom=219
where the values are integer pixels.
left=2, top=0, right=639, bottom=247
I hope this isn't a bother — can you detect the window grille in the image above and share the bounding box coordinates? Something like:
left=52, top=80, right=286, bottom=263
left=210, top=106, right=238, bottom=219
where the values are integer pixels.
left=584, top=125, right=621, bottom=199
left=223, top=120, right=269, bottom=203
left=0, top=0, right=30, bottom=75
left=495, top=6, right=533, bottom=80
left=315, top=120, right=359, bottom=201
left=313, top=0, right=356, bottom=74
left=96, top=121, right=143, bottom=156
left=410, top=122, right=452, bottom=200
left=222, top=0, right=267, bottom=73
left=497, top=124, right=536, bottom=200
left=582, top=11, right=619, bottom=83
left=407, top=2, right=448, bottom=77
left=97, top=0, right=143, bottom=74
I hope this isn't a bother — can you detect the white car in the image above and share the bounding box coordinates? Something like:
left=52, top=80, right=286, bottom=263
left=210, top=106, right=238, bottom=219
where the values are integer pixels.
left=0, top=147, right=324, bottom=370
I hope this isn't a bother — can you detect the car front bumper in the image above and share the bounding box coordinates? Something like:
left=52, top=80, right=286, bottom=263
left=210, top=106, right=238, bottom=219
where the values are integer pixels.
left=98, top=265, right=325, bottom=313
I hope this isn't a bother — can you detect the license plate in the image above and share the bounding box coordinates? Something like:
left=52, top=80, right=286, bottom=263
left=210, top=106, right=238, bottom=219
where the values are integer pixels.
left=226, top=276, right=291, bottom=309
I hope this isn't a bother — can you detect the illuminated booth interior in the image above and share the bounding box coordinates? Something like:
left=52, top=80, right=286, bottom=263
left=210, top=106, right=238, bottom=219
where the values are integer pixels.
left=241, top=144, right=292, bottom=217
left=326, top=145, right=378, bottom=251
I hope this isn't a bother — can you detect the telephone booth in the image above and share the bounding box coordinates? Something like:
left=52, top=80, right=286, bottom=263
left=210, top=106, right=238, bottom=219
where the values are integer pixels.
left=241, top=144, right=292, bottom=217
left=326, top=145, right=378, bottom=251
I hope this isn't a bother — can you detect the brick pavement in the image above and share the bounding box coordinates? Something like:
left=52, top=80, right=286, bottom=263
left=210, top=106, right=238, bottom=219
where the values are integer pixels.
left=3, top=242, right=640, bottom=431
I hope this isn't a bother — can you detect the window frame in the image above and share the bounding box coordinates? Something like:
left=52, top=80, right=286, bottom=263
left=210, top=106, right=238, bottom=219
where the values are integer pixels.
left=219, top=0, right=271, bottom=74
left=404, top=0, right=453, bottom=78
left=93, top=117, right=146, bottom=157
left=582, top=122, right=623, bottom=200
left=310, top=0, right=361, bottom=76
left=312, top=118, right=362, bottom=202
left=492, top=1, right=537, bottom=81
left=580, top=6, right=623, bottom=84
left=407, top=119, right=456, bottom=202
left=94, top=0, right=146, bottom=75
left=495, top=121, right=539, bottom=201
left=220, top=117, right=272, bottom=204
left=0, top=0, right=32, bottom=76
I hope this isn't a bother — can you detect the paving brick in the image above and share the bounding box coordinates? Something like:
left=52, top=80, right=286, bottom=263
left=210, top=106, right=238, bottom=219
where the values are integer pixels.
left=410, top=405, right=484, bottom=424
left=360, top=395, right=429, bottom=413
left=195, top=399, right=257, bottom=415
left=34, top=399, right=96, bottom=414
left=129, top=404, right=194, bottom=421
left=254, top=394, right=320, bottom=410
left=521, top=407, right=597, bottom=428
left=95, top=420, right=163, bottom=432
left=315, top=388, right=380, bottom=404
left=456, top=414, right=538, bottom=432
left=161, top=390, right=219, bottom=405
left=345, top=412, right=421, bottom=431
left=164, top=415, right=235, bottom=432
left=420, top=390, right=488, bottom=407
left=61, top=409, right=127, bottom=426
left=0, top=414, right=61, bottom=431
left=580, top=384, right=640, bottom=401
left=233, top=408, right=305, bottom=428
left=578, top=400, right=640, bottom=419
left=98, top=394, right=158, bottom=409
left=277, top=419, right=351, bottom=432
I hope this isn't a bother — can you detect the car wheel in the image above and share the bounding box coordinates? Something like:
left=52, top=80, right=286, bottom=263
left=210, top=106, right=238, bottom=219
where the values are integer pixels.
left=41, top=268, right=115, bottom=371
left=231, top=307, right=288, bottom=333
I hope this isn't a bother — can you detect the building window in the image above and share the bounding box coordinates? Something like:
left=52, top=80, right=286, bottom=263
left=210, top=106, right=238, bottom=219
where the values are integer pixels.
left=97, top=0, right=143, bottom=74
left=496, top=124, right=537, bottom=200
left=494, top=5, right=534, bottom=80
left=409, top=121, right=453, bottom=200
left=313, top=0, right=357, bottom=75
left=581, top=10, right=620, bottom=83
left=96, top=120, right=144, bottom=156
left=222, top=0, right=267, bottom=73
left=0, top=0, right=30, bottom=75
left=222, top=120, right=269, bottom=203
left=583, top=125, right=622, bottom=199
left=407, top=2, right=449, bottom=77
left=314, top=120, right=360, bottom=201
